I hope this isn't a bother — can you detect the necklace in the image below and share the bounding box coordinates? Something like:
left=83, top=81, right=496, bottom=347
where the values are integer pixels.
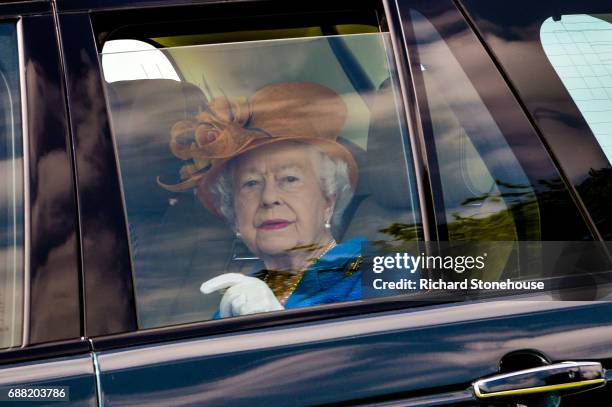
left=264, top=239, right=337, bottom=305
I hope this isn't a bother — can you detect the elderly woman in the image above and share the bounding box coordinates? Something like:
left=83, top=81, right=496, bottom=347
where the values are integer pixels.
left=159, top=82, right=364, bottom=318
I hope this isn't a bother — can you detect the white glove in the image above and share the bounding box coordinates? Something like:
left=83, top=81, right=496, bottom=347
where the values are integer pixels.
left=200, top=273, right=284, bottom=318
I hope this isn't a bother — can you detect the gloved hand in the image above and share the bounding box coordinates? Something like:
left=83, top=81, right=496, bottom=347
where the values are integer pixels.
left=200, top=273, right=284, bottom=318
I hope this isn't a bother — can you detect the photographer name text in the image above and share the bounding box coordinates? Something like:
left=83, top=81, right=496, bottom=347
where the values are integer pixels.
left=372, top=278, right=545, bottom=291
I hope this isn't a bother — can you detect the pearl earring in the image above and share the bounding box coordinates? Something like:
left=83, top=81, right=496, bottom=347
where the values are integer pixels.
left=324, top=221, right=331, bottom=230
left=235, top=231, right=242, bottom=238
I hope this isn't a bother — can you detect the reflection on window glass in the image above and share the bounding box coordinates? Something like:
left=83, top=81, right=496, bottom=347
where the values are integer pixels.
left=410, top=10, right=542, bottom=280
left=101, top=33, right=420, bottom=328
left=0, top=22, right=23, bottom=350
left=541, top=14, right=612, bottom=164
left=102, top=39, right=180, bottom=83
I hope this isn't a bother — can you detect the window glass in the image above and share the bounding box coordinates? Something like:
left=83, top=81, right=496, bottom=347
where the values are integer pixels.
left=405, top=7, right=608, bottom=288
left=410, top=10, right=543, bottom=281
left=541, top=14, right=612, bottom=164
left=101, top=31, right=421, bottom=328
left=459, top=0, right=612, bottom=240
left=0, top=22, right=24, bottom=350
left=101, top=39, right=180, bottom=83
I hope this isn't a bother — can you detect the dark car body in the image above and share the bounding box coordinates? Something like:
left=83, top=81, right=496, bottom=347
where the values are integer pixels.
left=0, top=0, right=611, bottom=406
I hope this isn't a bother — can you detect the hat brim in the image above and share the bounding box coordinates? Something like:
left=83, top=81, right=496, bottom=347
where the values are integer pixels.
left=196, top=136, right=358, bottom=218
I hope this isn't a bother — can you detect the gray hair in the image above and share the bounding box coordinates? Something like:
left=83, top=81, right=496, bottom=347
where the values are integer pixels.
left=210, top=142, right=354, bottom=234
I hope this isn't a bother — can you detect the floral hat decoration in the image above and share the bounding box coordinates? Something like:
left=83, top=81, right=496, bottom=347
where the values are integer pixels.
left=157, top=81, right=358, bottom=217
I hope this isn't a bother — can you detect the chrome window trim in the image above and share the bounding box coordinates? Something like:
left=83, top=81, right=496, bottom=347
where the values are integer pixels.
left=89, top=339, right=104, bottom=407
left=16, top=17, right=30, bottom=348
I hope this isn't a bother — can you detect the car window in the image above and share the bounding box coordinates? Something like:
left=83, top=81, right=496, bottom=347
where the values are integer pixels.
left=411, top=9, right=540, bottom=251
left=0, top=22, right=24, bottom=350
left=541, top=14, right=612, bottom=164
left=401, top=3, right=608, bottom=289
left=459, top=0, right=612, bottom=241
left=411, top=9, right=566, bottom=279
left=100, top=23, right=422, bottom=328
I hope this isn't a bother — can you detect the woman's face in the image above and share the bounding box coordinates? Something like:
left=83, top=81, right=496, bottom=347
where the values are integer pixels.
left=232, top=142, right=333, bottom=258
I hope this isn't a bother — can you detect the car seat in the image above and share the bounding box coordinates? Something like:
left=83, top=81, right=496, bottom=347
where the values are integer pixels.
left=342, top=78, right=421, bottom=243
left=108, top=79, right=233, bottom=327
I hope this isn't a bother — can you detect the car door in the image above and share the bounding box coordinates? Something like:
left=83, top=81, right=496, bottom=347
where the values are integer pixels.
left=0, top=1, right=96, bottom=405
left=56, top=0, right=612, bottom=405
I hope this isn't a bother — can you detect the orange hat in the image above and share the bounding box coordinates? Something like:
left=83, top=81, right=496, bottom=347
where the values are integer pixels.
left=157, top=81, right=358, bottom=217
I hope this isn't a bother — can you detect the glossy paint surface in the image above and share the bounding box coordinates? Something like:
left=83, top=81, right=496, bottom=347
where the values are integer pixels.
left=0, top=353, right=97, bottom=406
left=0, top=339, right=90, bottom=365
left=96, top=301, right=612, bottom=405
left=21, top=14, right=81, bottom=344
left=58, top=13, right=137, bottom=337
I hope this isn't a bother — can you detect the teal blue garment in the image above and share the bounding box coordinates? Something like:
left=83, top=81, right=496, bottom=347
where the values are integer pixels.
left=212, top=237, right=365, bottom=319
left=283, top=237, right=365, bottom=308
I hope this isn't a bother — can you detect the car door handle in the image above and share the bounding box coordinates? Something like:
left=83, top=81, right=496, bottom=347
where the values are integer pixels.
left=472, top=361, right=606, bottom=399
